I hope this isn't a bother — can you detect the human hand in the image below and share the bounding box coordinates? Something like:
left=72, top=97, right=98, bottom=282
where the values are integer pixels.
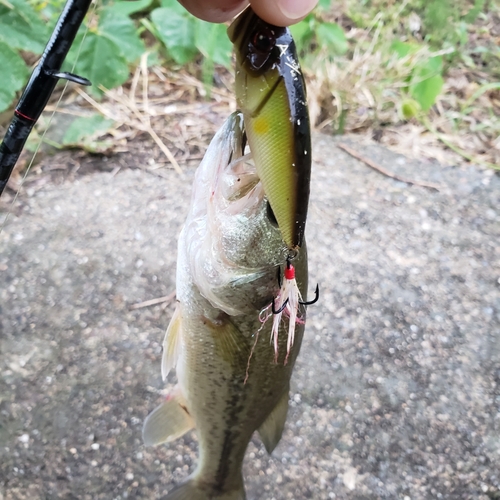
left=177, top=0, right=318, bottom=27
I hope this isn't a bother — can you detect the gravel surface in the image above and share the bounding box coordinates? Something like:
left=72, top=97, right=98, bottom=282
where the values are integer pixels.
left=1, top=133, right=499, bottom=499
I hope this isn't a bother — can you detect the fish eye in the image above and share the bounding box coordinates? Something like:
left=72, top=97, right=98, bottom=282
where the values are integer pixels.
left=251, top=28, right=275, bottom=54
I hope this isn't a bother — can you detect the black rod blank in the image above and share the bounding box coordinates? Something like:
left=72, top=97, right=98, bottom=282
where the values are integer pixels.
left=0, top=0, right=93, bottom=196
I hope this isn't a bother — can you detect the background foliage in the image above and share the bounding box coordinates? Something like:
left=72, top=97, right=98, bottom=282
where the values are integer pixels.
left=0, top=0, right=498, bottom=165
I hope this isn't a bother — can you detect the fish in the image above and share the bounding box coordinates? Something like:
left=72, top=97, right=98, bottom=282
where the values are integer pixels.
left=142, top=7, right=312, bottom=500
left=143, top=111, right=309, bottom=499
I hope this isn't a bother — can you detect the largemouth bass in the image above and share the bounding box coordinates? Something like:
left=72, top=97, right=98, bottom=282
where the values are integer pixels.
left=143, top=111, right=308, bottom=499
left=143, top=7, right=313, bottom=500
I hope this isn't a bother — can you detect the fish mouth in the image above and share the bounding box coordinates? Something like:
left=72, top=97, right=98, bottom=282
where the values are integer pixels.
left=215, top=113, right=264, bottom=215
left=214, top=112, right=296, bottom=246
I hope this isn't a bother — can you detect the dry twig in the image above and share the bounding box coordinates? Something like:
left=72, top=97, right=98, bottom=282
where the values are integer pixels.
left=130, top=290, right=176, bottom=310
left=338, top=142, right=441, bottom=191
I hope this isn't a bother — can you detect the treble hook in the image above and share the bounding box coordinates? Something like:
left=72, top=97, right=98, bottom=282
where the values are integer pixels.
left=271, top=283, right=319, bottom=315
left=272, top=297, right=289, bottom=314
left=299, top=284, right=320, bottom=306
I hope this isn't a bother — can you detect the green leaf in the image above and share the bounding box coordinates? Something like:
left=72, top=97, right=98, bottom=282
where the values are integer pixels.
left=317, top=22, right=348, bottom=55
left=410, top=74, right=443, bottom=111
left=62, top=113, right=115, bottom=148
left=158, top=0, right=186, bottom=13
left=423, top=0, right=452, bottom=40
left=194, top=20, right=232, bottom=68
left=407, top=57, right=443, bottom=111
left=72, top=32, right=130, bottom=96
left=400, top=98, right=420, bottom=119
left=390, top=41, right=420, bottom=59
left=464, top=0, right=485, bottom=23
left=0, top=40, right=28, bottom=112
left=99, top=7, right=145, bottom=63
left=151, top=6, right=197, bottom=64
left=290, top=16, right=315, bottom=51
left=0, top=0, right=49, bottom=53
left=200, top=56, right=215, bottom=91
left=108, top=0, right=155, bottom=16
left=454, top=21, right=468, bottom=46
left=144, top=49, right=161, bottom=67
left=414, top=55, right=443, bottom=80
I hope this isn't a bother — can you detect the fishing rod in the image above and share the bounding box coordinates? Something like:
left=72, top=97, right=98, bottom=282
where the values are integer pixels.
left=0, top=0, right=93, bottom=197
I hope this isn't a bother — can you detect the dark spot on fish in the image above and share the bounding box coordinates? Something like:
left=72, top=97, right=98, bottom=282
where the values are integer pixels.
left=242, top=130, right=247, bottom=155
left=179, top=404, right=190, bottom=416
left=215, top=391, right=243, bottom=489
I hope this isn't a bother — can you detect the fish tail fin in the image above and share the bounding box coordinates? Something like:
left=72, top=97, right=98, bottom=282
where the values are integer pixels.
left=164, top=478, right=246, bottom=500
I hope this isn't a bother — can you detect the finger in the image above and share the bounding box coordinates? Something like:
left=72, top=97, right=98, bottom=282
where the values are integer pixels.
left=177, top=0, right=248, bottom=23
left=250, top=0, right=318, bottom=26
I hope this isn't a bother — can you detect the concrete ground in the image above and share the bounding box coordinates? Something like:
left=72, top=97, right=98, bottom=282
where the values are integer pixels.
left=0, top=133, right=499, bottom=499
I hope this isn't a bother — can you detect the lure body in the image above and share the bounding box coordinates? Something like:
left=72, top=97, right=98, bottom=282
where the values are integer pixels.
left=228, top=7, right=311, bottom=250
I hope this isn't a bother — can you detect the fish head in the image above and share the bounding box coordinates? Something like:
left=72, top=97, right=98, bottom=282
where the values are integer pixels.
left=228, top=6, right=311, bottom=251
left=184, top=112, right=288, bottom=314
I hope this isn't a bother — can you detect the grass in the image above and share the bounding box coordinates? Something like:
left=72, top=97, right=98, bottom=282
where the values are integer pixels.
left=300, top=0, right=500, bottom=167
left=1, top=0, right=498, bottom=190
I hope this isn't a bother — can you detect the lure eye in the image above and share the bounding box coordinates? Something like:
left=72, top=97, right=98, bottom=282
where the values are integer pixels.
left=251, top=28, right=275, bottom=54
left=247, top=27, right=276, bottom=70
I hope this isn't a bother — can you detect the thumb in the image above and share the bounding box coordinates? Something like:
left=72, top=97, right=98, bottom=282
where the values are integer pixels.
left=250, top=0, right=318, bottom=26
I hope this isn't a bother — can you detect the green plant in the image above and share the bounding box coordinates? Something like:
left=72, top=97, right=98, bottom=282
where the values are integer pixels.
left=390, top=41, right=444, bottom=114
left=64, top=2, right=146, bottom=97
left=0, top=0, right=233, bottom=113
left=62, top=113, right=115, bottom=152
left=290, top=1, right=348, bottom=60
left=145, top=0, right=232, bottom=87
left=0, top=0, right=50, bottom=111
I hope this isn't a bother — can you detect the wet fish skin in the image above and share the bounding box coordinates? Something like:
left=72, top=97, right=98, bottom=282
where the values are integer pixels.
left=143, top=112, right=308, bottom=500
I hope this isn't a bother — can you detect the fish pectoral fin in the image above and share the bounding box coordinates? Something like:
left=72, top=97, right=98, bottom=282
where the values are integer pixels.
left=162, top=302, right=183, bottom=381
left=258, top=388, right=289, bottom=454
left=142, top=389, right=194, bottom=446
left=207, top=315, right=250, bottom=369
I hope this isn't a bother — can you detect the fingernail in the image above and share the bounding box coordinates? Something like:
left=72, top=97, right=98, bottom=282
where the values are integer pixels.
left=277, top=0, right=318, bottom=20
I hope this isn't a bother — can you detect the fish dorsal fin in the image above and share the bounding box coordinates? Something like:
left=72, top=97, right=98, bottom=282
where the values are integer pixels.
left=258, top=387, right=289, bottom=454
left=162, top=303, right=183, bottom=381
left=142, top=387, right=194, bottom=446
